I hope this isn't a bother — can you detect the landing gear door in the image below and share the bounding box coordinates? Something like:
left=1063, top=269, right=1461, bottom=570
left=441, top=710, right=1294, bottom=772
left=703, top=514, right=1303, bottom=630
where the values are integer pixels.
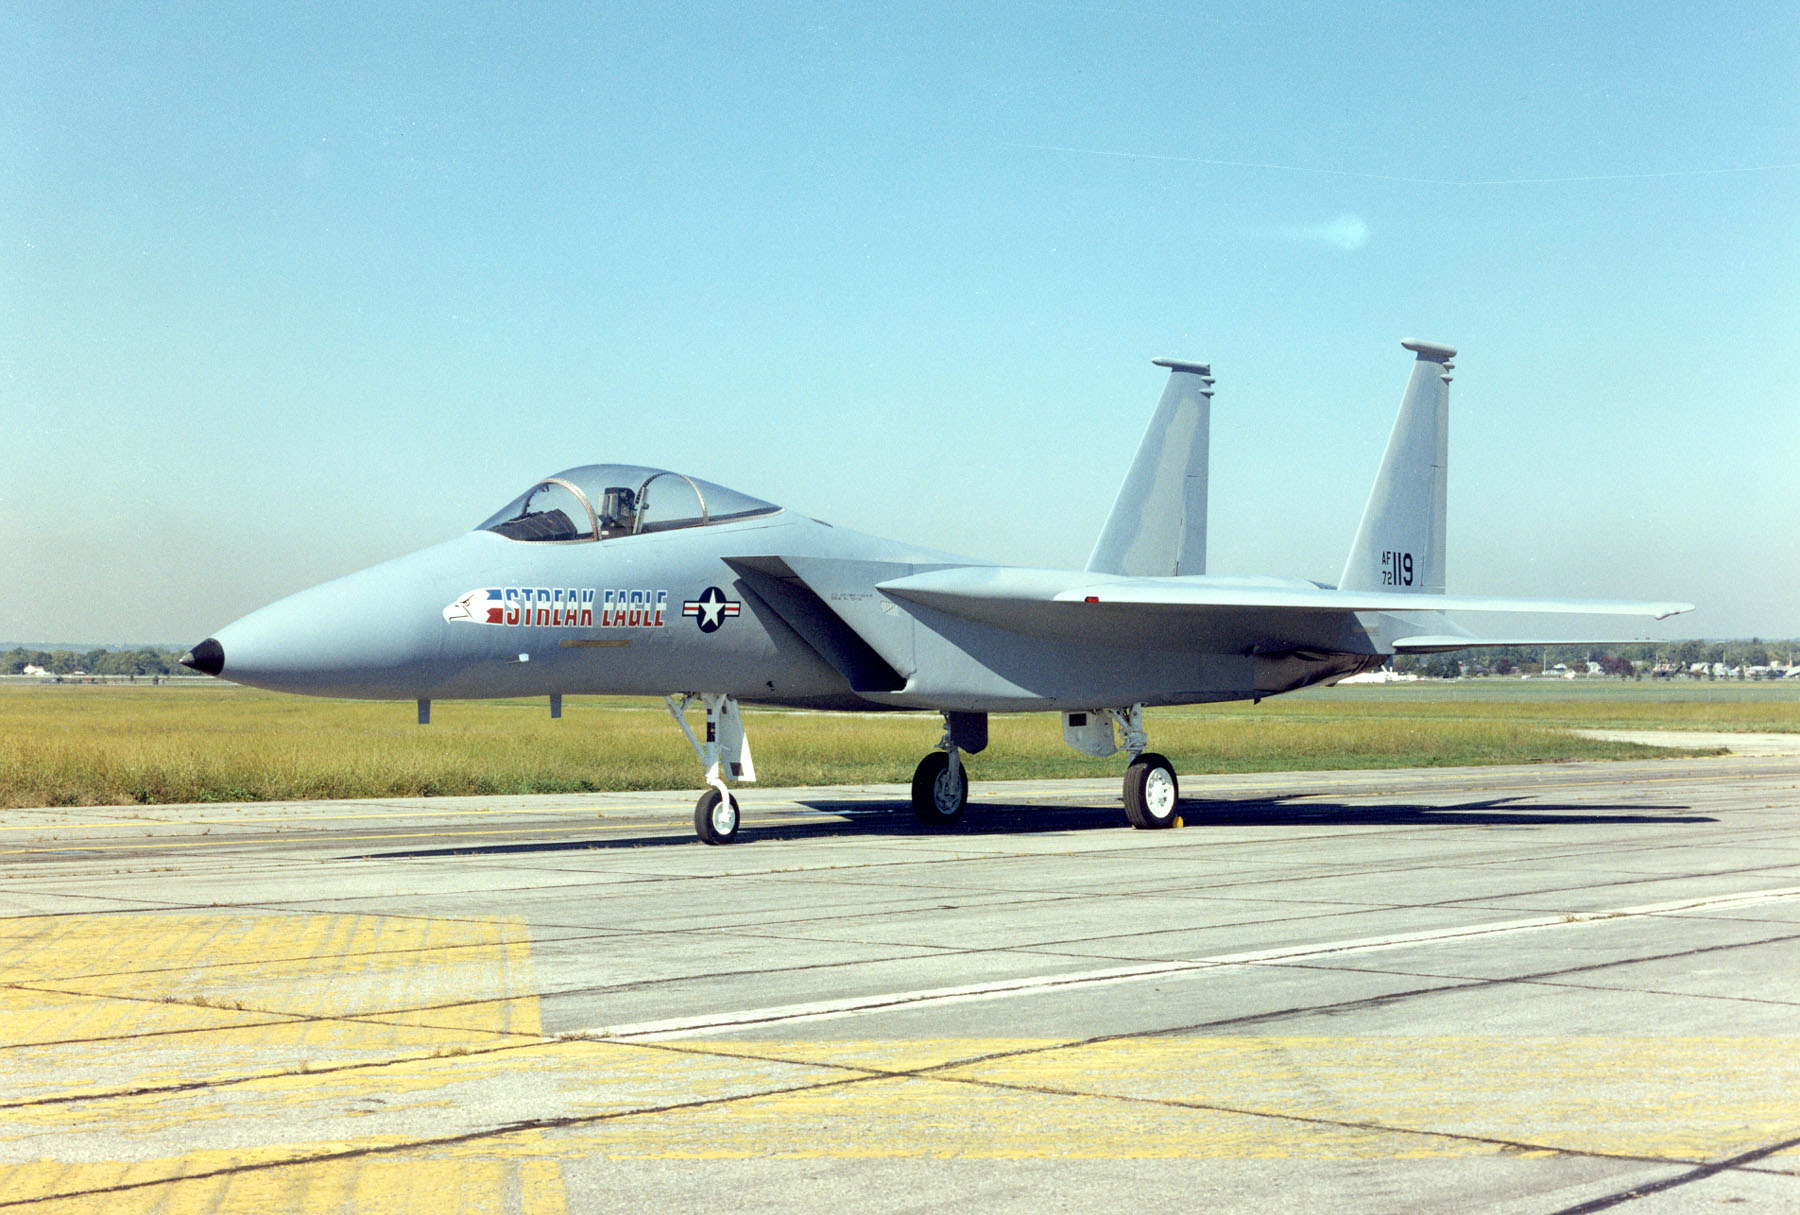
left=1062, top=711, right=1119, bottom=758
left=716, top=699, right=756, bottom=783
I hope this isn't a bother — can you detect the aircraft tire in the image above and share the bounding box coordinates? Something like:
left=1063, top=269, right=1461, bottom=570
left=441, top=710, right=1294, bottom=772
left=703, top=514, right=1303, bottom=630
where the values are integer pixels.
left=1124, top=753, right=1179, bottom=829
left=694, top=788, right=740, bottom=845
left=911, top=752, right=968, bottom=827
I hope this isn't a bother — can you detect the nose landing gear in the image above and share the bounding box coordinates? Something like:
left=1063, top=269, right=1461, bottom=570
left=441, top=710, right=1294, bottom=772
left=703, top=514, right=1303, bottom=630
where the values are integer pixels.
left=666, top=693, right=754, bottom=845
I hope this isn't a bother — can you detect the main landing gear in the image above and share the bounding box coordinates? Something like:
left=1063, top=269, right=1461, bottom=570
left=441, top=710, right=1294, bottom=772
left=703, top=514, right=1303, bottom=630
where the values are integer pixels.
left=665, top=694, right=755, bottom=844
left=907, top=706, right=1180, bottom=832
left=1063, top=705, right=1181, bottom=829
left=910, top=711, right=986, bottom=827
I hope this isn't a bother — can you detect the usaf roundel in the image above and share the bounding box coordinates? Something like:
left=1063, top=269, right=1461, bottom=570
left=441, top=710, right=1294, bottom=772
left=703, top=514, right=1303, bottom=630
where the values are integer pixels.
left=683, top=586, right=741, bottom=633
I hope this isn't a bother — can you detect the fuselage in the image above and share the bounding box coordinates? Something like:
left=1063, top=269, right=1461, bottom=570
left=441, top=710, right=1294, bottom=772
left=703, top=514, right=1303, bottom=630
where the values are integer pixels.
left=202, top=510, right=916, bottom=706
left=193, top=505, right=1373, bottom=714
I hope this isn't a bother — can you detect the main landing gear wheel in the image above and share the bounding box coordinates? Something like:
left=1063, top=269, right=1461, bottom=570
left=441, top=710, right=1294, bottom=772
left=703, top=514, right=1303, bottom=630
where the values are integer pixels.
left=694, top=787, right=740, bottom=845
left=911, top=751, right=968, bottom=827
left=1124, top=752, right=1179, bottom=829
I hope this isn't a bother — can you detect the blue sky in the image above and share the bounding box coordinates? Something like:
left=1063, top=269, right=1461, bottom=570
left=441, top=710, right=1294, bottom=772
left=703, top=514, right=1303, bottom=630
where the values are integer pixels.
left=5, top=2, right=1796, bottom=645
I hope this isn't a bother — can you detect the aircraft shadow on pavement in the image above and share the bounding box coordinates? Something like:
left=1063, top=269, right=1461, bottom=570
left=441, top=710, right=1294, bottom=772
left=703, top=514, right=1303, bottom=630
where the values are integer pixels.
left=356, top=794, right=1708, bottom=860
left=803, top=795, right=1711, bottom=834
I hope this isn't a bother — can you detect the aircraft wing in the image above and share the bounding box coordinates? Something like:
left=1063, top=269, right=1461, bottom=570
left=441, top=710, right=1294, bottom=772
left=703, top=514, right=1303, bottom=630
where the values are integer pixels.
left=876, top=567, right=1691, bottom=653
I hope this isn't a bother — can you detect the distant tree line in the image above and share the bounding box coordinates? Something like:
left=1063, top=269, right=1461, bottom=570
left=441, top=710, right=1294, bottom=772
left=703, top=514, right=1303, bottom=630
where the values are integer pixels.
left=2, top=648, right=195, bottom=677
left=1394, top=640, right=1798, bottom=680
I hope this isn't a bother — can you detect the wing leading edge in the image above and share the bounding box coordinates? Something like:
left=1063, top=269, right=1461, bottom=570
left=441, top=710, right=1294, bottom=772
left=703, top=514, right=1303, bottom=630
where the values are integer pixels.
left=877, top=565, right=1691, bottom=655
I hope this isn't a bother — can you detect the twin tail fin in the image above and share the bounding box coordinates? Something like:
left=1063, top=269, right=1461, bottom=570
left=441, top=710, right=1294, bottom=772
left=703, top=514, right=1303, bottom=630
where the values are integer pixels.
left=1338, top=339, right=1456, bottom=594
left=1085, top=359, right=1214, bottom=578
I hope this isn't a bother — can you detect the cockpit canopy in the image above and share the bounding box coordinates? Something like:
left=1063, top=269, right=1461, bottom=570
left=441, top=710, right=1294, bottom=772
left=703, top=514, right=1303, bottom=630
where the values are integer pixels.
left=478, top=465, right=780, bottom=543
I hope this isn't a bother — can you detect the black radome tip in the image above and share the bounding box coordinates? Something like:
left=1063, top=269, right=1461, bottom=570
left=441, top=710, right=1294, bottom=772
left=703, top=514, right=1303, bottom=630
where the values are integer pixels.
left=180, top=638, right=224, bottom=676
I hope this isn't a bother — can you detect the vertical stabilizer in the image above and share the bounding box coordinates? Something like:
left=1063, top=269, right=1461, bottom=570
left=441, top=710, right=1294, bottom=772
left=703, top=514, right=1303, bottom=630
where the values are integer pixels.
left=1338, top=339, right=1456, bottom=593
left=1086, top=358, right=1214, bottom=577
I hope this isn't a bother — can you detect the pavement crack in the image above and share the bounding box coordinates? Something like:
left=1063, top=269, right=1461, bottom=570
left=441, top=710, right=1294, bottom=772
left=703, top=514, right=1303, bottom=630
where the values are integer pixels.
left=0, top=1070, right=888, bottom=1209
left=1545, top=1133, right=1800, bottom=1213
left=0, top=1038, right=545, bottom=1112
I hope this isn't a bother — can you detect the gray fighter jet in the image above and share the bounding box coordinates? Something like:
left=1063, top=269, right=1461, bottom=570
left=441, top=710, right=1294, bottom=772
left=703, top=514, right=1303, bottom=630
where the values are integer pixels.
left=182, top=340, right=1690, bottom=843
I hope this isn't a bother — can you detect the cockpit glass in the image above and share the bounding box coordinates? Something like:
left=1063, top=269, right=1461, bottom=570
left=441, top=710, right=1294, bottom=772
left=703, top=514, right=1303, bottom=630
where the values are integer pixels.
left=477, top=464, right=779, bottom=542
left=479, top=479, right=597, bottom=542
left=637, top=471, right=706, bottom=534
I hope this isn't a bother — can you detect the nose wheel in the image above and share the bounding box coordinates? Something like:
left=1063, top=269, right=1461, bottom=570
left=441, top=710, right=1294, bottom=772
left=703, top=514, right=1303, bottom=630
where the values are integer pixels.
left=694, top=786, right=740, bottom=845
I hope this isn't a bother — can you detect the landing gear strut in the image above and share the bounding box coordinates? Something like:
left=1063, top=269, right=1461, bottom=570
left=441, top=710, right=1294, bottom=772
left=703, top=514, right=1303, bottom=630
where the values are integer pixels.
left=666, top=694, right=755, bottom=844
left=910, top=711, right=985, bottom=827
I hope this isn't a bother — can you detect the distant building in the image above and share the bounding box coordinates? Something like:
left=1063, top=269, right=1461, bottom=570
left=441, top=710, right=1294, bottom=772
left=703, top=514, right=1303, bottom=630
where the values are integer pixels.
left=1340, top=668, right=1419, bottom=684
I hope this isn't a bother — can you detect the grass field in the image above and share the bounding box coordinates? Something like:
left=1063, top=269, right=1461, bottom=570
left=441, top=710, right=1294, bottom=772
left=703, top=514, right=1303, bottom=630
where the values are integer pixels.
left=4, top=679, right=1792, bottom=809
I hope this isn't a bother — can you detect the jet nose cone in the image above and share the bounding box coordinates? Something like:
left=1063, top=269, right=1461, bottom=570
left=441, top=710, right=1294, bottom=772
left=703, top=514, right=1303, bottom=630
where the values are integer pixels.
left=179, top=638, right=225, bottom=676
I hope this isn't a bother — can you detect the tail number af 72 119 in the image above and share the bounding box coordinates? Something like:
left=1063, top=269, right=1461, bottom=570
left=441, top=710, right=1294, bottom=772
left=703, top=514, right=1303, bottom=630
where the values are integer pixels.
left=1380, top=550, right=1415, bottom=587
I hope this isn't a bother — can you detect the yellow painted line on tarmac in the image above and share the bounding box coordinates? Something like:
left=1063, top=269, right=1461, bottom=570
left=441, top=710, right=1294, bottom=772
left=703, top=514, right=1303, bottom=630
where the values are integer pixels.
left=528, top=1034, right=1800, bottom=1162
left=4, top=911, right=1799, bottom=1214
left=0, top=912, right=541, bottom=1009
left=0, top=986, right=281, bottom=1050
left=0, top=911, right=571, bottom=1214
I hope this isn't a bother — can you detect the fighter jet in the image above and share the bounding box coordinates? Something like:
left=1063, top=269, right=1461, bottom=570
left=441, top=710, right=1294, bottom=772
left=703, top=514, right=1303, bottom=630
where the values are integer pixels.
left=181, top=340, right=1690, bottom=844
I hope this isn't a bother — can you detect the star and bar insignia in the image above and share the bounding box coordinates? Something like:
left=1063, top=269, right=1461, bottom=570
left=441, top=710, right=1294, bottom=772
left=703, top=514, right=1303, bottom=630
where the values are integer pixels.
left=682, top=586, right=742, bottom=633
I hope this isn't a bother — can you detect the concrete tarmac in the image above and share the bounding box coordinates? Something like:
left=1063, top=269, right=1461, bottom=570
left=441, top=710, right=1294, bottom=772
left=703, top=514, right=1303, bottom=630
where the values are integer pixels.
left=2, top=748, right=1798, bottom=1213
